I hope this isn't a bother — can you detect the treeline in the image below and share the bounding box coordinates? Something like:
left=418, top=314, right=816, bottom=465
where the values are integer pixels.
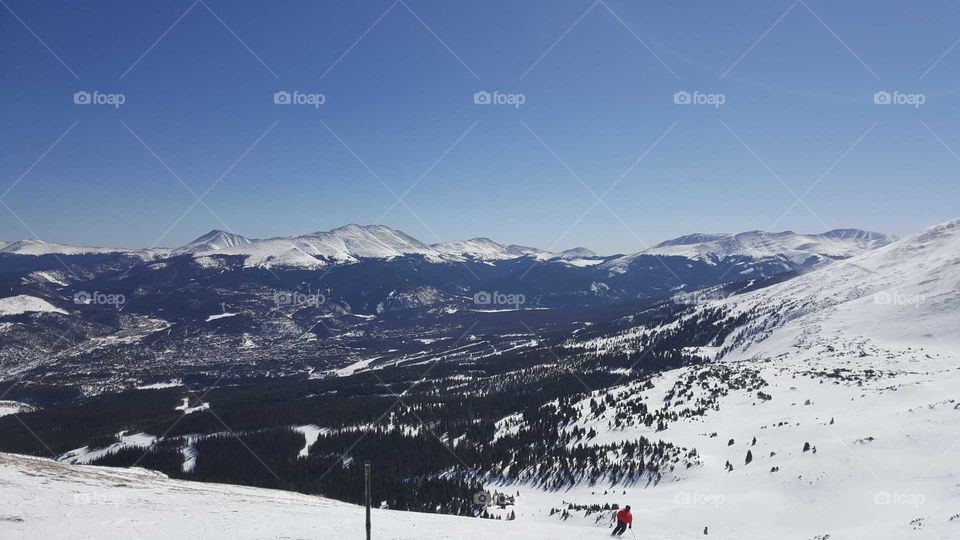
left=90, top=426, right=484, bottom=515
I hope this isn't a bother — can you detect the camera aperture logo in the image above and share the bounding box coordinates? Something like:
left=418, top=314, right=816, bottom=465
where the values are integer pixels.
left=73, top=91, right=126, bottom=108
left=473, top=290, right=525, bottom=309
left=274, top=290, right=325, bottom=308
left=74, top=492, right=126, bottom=507
left=873, top=290, right=925, bottom=307
left=671, top=290, right=729, bottom=306
left=873, top=91, right=925, bottom=108
left=673, top=491, right=726, bottom=509
left=73, top=290, right=126, bottom=308
left=473, top=90, right=526, bottom=108
left=874, top=491, right=925, bottom=508
left=673, top=90, right=725, bottom=108
left=472, top=490, right=513, bottom=507
left=273, top=90, right=326, bottom=108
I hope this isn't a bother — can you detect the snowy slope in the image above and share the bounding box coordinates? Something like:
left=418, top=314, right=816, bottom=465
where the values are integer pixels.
left=0, top=401, right=35, bottom=417
left=603, top=229, right=896, bottom=273
left=0, top=453, right=587, bottom=540
left=553, top=350, right=960, bottom=540
left=710, top=219, right=960, bottom=360
left=172, top=230, right=252, bottom=253
left=543, top=219, right=960, bottom=539
left=647, top=229, right=895, bottom=261
left=0, top=295, right=67, bottom=316
left=555, top=247, right=598, bottom=260
left=0, top=239, right=164, bottom=259
left=6, top=347, right=958, bottom=540
left=431, top=238, right=551, bottom=261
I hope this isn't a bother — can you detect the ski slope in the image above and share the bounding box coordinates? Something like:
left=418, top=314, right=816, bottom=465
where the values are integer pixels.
left=556, top=353, right=960, bottom=539
left=713, top=218, right=960, bottom=360
left=0, top=295, right=67, bottom=316
left=0, top=453, right=586, bottom=540
left=549, top=219, right=960, bottom=539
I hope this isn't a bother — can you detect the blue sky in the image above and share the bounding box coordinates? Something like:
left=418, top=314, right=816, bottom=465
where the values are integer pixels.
left=2, top=0, right=959, bottom=254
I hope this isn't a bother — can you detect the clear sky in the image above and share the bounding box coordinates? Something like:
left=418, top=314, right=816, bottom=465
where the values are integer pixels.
left=2, top=0, right=959, bottom=254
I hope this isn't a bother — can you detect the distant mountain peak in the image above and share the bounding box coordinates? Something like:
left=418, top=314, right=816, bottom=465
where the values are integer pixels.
left=178, top=230, right=252, bottom=253
left=653, top=233, right=730, bottom=248
left=556, top=247, right=598, bottom=259
left=329, top=223, right=373, bottom=233
left=0, top=238, right=150, bottom=257
left=431, top=237, right=512, bottom=260
left=820, top=228, right=898, bottom=244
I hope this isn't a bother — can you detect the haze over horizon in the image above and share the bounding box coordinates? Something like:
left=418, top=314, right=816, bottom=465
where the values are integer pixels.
left=3, top=0, right=960, bottom=253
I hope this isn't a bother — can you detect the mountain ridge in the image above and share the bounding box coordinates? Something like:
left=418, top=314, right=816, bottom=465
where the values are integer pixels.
left=2, top=225, right=894, bottom=270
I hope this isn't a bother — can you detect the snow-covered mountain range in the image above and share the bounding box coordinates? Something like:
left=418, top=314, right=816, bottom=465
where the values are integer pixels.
left=2, top=224, right=893, bottom=271
left=602, top=228, right=896, bottom=274
left=0, top=239, right=162, bottom=258
left=646, top=229, right=895, bottom=261
left=0, top=224, right=900, bottom=391
left=154, top=224, right=608, bottom=268
left=576, top=219, right=956, bottom=365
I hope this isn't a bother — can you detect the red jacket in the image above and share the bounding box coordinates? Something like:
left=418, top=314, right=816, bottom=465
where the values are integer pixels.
left=616, top=508, right=632, bottom=525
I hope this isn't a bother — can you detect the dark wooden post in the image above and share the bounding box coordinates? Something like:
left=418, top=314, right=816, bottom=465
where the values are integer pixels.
left=365, top=461, right=371, bottom=540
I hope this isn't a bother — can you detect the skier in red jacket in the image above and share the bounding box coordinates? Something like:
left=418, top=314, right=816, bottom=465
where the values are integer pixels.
left=612, top=505, right=632, bottom=536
